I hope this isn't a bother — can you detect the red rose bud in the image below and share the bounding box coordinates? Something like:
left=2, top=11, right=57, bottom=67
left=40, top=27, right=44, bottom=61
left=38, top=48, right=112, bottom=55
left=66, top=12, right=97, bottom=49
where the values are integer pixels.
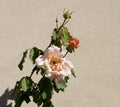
left=69, top=37, right=79, bottom=49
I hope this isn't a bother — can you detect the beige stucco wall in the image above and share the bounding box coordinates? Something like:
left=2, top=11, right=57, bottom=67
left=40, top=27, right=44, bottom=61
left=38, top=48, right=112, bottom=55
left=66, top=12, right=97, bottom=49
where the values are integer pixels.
left=0, top=0, right=120, bottom=107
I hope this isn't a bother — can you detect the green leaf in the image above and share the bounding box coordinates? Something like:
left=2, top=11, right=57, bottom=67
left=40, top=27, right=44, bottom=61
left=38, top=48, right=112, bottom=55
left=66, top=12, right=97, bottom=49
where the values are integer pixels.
left=21, top=77, right=32, bottom=92
left=40, top=66, right=46, bottom=76
left=14, top=90, right=31, bottom=107
left=51, top=29, right=58, bottom=41
left=43, top=101, right=54, bottom=107
left=30, top=66, right=45, bottom=77
left=23, top=93, right=31, bottom=103
left=14, top=77, right=33, bottom=106
left=32, top=84, right=42, bottom=106
left=42, top=91, right=47, bottom=100
left=18, top=49, right=28, bottom=71
left=51, top=37, right=62, bottom=50
left=53, top=77, right=69, bottom=93
left=71, top=69, right=76, bottom=77
left=33, top=92, right=42, bottom=106
left=38, top=77, right=53, bottom=101
left=14, top=91, right=24, bottom=107
left=51, top=28, right=63, bottom=49
left=55, top=81, right=67, bottom=91
left=53, top=38, right=62, bottom=50
left=32, top=77, right=54, bottom=107
left=14, top=81, right=24, bottom=107
left=29, top=47, right=44, bottom=64
left=59, top=27, right=71, bottom=46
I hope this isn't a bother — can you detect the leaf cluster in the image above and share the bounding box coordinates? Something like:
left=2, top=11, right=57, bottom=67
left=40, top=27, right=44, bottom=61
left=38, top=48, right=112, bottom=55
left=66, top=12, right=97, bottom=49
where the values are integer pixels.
left=14, top=76, right=69, bottom=107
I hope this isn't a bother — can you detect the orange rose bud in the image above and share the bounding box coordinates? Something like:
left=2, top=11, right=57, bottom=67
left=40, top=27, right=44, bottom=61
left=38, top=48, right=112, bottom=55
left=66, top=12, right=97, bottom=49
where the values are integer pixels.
left=69, top=37, right=79, bottom=49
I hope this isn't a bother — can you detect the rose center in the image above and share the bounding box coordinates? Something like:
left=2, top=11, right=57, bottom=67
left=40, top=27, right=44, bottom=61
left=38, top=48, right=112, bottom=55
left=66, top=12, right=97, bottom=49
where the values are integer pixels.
left=49, top=56, right=62, bottom=72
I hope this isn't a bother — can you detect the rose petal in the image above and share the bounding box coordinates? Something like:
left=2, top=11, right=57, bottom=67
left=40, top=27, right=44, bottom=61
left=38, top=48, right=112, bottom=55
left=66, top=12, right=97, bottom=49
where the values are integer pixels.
left=35, top=55, right=44, bottom=67
left=55, top=74, right=64, bottom=82
left=60, top=66, right=71, bottom=76
left=44, top=59, right=52, bottom=74
left=64, top=59, right=74, bottom=69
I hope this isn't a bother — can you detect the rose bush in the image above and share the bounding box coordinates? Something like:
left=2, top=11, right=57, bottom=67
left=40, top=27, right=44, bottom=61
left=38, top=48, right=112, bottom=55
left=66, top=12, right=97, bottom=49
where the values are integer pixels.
left=14, top=10, right=79, bottom=107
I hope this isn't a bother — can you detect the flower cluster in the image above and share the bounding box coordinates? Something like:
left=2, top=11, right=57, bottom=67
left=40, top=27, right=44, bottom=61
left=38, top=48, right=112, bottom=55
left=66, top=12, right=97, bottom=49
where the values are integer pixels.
left=14, top=10, right=79, bottom=107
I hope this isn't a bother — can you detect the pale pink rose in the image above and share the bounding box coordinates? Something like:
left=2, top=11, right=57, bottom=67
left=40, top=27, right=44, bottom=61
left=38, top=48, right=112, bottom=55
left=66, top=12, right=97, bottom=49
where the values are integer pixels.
left=35, top=45, right=73, bottom=82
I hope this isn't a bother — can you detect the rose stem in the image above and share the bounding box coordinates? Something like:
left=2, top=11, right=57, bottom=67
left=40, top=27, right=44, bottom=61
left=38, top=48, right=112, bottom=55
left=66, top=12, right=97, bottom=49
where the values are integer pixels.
left=63, top=51, right=69, bottom=58
left=56, top=18, right=58, bottom=30
left=58, top=19, right=66, bottom=31
left=30, top=65, right=37, bottom=78
left=44, top=42, right=51, bottom=52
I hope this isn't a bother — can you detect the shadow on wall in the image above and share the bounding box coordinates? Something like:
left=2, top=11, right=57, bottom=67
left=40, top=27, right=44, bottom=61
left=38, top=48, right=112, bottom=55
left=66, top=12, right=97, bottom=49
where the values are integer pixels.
left=0, top=88, right=14, bottom=107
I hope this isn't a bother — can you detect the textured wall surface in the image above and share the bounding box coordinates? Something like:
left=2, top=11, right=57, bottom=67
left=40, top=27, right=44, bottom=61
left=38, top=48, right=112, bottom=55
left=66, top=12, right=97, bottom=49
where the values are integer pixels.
left=0, top=0, right=120, bottom=107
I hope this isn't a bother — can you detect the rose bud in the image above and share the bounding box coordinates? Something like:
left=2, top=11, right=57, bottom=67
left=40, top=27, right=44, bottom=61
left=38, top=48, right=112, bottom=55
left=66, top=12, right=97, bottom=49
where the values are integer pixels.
left=69, top=37, right=79, bottom=49
left=63, top=10, right=72, bottom=19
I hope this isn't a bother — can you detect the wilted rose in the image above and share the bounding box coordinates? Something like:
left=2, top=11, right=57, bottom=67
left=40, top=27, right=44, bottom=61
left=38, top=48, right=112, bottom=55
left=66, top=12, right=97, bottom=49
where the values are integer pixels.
left=35, top=45, right=73, bottom=82
left=69, top=37, right=79, bottom=49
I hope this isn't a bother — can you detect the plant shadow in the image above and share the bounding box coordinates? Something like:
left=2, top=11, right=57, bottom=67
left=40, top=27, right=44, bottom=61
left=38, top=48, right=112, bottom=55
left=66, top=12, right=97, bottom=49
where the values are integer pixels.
left=0, top=88, right=14, bottom=107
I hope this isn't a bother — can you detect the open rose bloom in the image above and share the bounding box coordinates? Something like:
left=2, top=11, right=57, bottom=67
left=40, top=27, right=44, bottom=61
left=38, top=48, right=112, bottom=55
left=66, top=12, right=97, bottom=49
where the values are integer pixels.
left=35, top=45, right=73, bottom=82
